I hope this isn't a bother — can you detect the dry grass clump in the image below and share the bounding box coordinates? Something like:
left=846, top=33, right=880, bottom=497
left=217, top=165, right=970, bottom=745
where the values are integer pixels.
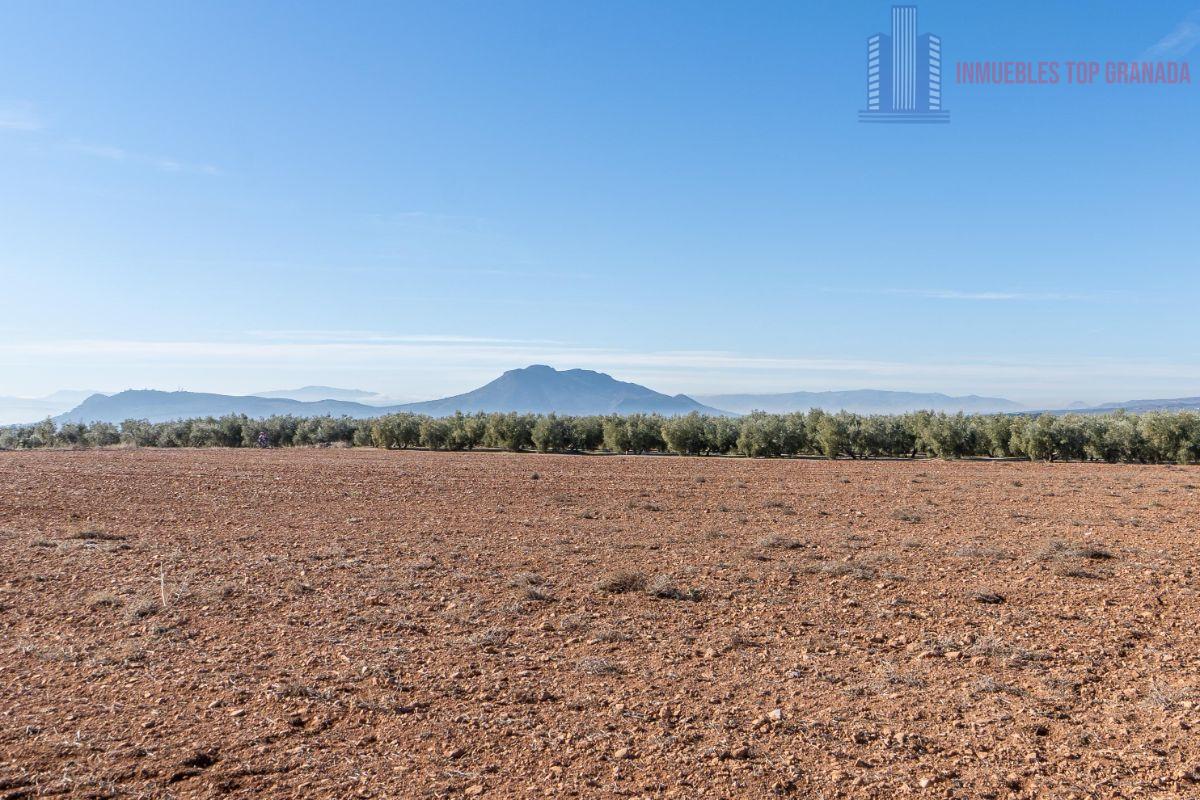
left=509, top=572, right=555, bottom=600
left=508, top=571, right=545, bottom=588
left=972, top=676, right=1027, bottom=697
left=589, top=627, right=631, bottom=643
left=86, top=591, right=122, bottom=609
left=954, top=544, right=1013, bottom=561
left=577, top=656, right=623, bottom=676
left=1073, top=545, right=1114, bottom=560
left=1042, top=539, right=1114, bottom=561
left=757, top=534, right=805, bottom=550
left=286, top=580, right=314, bottom=596
left=125, top=599, right=160, bottom=622
left=409, top=555, right=437, bottom=572
left=521, top=585, right=555, bottom=601
left=472, top=628, right=512, bottom=648
left=880, top=664, right=927, bottom=689
left=597, top=570, right=647, bottom=594
left=67, top=529, right=126, bottom=541
left=647, top=573, right=702, bottom=601
left=1054, top=565, right=1101, bottom=579
left=1041, top=539, right=1114, bottom=579
left=557, top=613, right=590, bottom=632
left=803, top=560, right=875, bottom=580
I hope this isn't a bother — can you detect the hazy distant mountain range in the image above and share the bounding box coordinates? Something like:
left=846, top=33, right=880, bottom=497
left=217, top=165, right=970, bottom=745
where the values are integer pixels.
left=10, top=366, right=1200, bottom=425
left=1066, top=397, right=1200, bottom=414
left=693, top=389, right=1025, bottom=416
left=56, top=391, right=387, bottom=424
left=396, top=365, right=725, bottom=417
left=51, top=366, right=726, bottom=424
left=254, top=386, right=382, bottom=403
left=0, top=390, right=105, bottom=425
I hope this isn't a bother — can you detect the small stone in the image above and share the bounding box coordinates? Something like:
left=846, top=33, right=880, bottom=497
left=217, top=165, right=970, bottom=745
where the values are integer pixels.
left=465, top=785, right=484, bottom=797
left=918, top=777, right=932, bottom=788
left=612, top=747, right=630, bottom=760
left=768, top=708, right=784, bottom=722
left=731, top=745, right=751, bottom=760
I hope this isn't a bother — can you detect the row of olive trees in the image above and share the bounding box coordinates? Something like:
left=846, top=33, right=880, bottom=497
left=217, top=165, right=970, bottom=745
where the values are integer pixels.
left=4, top=409, right=1200, bottom=463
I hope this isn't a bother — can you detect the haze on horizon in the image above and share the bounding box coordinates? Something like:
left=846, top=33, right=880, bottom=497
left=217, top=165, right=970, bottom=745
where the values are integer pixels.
left=2, top=1, right=1198, bottom=407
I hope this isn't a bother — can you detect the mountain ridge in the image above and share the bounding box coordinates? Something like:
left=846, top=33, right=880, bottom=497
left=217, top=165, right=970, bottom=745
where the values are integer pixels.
left=37, top=371, right=1200, bottom=425
left=50, top=366, right=728, bottom=424
left=694, top=389, right=1025, bottom=415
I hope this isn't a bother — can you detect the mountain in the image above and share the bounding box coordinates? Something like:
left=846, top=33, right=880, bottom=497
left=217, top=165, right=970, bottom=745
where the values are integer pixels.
left=48, top=366, right=729, bottom=423
left=55, top=391, right=387, bottom=424
left=0, top=390, right=106, bottom=425
left=392, top=365, right=729, bottom=416
left=256, top=386, right=380, bottom=402
left=1069, top=397, right=1200, bottom=414
left=693, top=389, right=1025, bottom=415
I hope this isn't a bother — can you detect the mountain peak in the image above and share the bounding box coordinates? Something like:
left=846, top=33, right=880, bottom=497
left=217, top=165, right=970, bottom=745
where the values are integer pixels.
left=396, top=365, right=727, bottom=416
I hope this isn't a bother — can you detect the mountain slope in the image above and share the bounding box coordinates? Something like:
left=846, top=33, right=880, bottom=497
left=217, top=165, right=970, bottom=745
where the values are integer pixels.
left=693, top=389, right=1024, bottom=415
left=55, top=391, right=386, bottom=424
left=1068, top=397, right=1200, bottom=414
left=0, top=390, right=106, bottom=426
left=393, top=365, right=728, bottom=416
left=50, top=367, right=729, bottom=423
left=255, top=386, right=379, bottom=402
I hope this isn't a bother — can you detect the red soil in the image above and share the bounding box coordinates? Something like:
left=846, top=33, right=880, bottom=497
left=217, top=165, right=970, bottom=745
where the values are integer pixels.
left=1, top=449, right=1199, bottom=798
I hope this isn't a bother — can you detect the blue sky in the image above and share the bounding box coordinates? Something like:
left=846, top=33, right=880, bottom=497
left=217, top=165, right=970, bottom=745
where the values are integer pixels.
left=2, top=0, right=1198, bottom=405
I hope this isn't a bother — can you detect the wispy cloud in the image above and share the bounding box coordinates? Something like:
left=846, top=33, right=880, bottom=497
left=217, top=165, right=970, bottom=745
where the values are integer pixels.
left=64, top=140, right=221, bottom=175
left=826, top=287, right=1097, bottom=302
left=0, top=101, right=219, bottom=174
left=1145, top=9, right=1200, bottom=58
left=0, top=103, right=42, bottom=131
left=244, top=330, right=565, bottom=346
left=894, top=289, right=1094, bottom=302
left=3, top=336, right=1199, bottom=401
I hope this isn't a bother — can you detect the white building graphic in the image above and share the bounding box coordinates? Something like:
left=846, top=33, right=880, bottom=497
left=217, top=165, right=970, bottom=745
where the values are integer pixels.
left=860, top=5, right=950, bottom=123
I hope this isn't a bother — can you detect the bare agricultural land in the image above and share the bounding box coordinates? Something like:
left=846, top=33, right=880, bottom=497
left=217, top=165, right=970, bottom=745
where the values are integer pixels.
left=2, top=449, right=1200, bottom=798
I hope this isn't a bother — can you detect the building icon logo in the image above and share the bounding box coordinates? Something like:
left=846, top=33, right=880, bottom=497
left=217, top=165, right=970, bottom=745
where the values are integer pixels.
left=859, top=5, right=949, bottom=123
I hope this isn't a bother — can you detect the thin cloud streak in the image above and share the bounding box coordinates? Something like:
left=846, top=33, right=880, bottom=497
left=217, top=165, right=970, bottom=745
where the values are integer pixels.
left=898, top=289, right=1094, bottom=302
left=63, top=140, right=221, bottom=175
left=0, top=101, right=220, bottom=174
left=1145, top=9, right=1200, bottom=58
left=244, top=330, right=567, bottom=345
left=0, top=104, right=42, bottom=131
left=822, top=287, right=1101, bottom=302
left=3, top=337, right=1199, bottom=385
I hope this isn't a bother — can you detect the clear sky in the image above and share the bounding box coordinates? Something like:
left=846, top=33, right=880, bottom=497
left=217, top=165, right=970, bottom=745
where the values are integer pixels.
left=2, top=0, right=1198, bottom=405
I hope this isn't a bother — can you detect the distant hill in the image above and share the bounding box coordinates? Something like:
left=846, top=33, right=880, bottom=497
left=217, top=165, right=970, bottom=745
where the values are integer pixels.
left=40, top=376, right=1200, bottom=426
left=392, top=365, right=729, bottom=416
left=693, top=389, right=1025, bottom=415
left=0, top=390, right=106, bottom=426
left=255, top=386, right=380, bottom=403
left=50, top=366, right=729, bottom=423
left=1066, top=397, right=1200, bottom=414
left=55, top=391, right=387, bottom=424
